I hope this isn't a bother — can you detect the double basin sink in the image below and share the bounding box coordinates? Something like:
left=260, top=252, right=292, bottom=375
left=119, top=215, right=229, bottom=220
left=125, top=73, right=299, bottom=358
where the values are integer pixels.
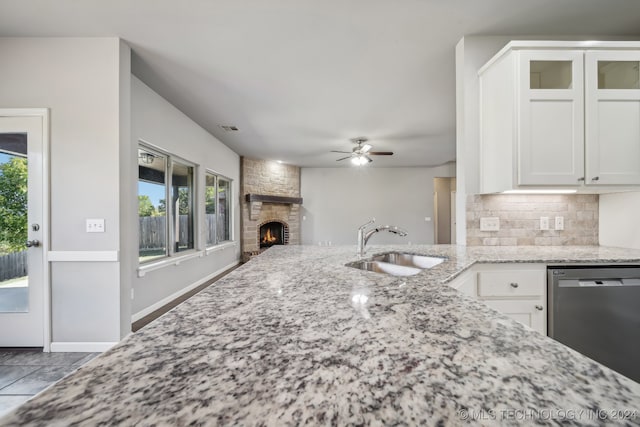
left=346, top=252, right=445, bottom=276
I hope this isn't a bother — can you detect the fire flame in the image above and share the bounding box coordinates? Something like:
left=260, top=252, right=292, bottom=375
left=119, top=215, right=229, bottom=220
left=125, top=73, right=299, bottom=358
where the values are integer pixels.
left=262, top=228, right=278, bottom=244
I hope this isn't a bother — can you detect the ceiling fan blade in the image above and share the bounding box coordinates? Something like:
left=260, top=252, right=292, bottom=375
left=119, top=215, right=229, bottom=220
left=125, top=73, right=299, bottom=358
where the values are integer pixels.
left=361, top=143, right=372, bottom=153
left=335, top=156, right=352, bottom=161
left=369, top=151, right=394, bottom=156
left=330, top=150, right=352, bottom=154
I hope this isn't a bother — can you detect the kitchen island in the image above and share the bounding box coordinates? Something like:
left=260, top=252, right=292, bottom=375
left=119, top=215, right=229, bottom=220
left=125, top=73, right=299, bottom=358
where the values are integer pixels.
left=2, top=245, right=640, bottom=426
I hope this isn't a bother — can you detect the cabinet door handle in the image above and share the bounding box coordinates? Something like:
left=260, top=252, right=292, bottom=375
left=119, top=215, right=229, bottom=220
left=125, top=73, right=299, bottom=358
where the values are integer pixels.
left=591, top=176, right=600, bottom=181
left=577, top=177, right=585, bottom=182
left=535, top=305, right=544, bottom=311
left=510, top=282, right=519, bottom=288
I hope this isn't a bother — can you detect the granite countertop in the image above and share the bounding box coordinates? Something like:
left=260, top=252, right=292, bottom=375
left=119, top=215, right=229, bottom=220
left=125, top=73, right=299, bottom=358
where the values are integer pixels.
left=3, top=245, right=640, bottom=426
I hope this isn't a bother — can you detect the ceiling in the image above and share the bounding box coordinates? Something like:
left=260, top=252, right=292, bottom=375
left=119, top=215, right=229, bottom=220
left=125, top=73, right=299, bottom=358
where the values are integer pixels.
left=1, top=1, right=640, bottom=167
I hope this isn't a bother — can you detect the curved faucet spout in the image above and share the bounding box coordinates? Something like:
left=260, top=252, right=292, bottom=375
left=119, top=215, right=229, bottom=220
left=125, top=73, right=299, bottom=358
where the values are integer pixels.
left=357, top=223, right=408, bottom=257
left=364, top=226, right=408, bottom=244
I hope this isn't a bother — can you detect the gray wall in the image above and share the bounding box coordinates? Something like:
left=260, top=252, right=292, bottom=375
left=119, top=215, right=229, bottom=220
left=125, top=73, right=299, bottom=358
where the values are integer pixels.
left=130, top=76, right=241, bottom=315
left=300, top=165, right=455, bottom=246
left=0, top=37, right=129, bottom=343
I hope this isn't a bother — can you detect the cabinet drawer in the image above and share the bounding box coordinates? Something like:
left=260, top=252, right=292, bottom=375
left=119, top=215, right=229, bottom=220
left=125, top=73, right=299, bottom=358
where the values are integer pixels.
left=477, top=270, right=545, bottom=298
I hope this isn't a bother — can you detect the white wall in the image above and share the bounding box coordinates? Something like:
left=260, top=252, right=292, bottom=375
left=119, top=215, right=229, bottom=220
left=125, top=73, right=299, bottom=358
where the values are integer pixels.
left=599, top=191, right=640, bottom=249
left=300, top=164, right=455, bottom=246
left=130, top=76, right=241, bottom=315
left=0, top=37, right=130, bottom=345
left=455, top=36, right=512, bottom=244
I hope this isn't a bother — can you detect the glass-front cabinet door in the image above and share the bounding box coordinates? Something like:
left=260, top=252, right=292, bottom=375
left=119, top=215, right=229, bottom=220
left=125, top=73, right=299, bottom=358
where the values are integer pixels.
left=585, top=50, right=640, bottom=185
left=517, top=50, right=585, bottom=186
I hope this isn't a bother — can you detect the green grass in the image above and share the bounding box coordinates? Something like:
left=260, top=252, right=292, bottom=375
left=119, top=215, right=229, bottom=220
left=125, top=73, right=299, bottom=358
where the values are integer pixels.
left=0, top=276, right=28, bottom=288
left=139, top=249, right=166, bottom=263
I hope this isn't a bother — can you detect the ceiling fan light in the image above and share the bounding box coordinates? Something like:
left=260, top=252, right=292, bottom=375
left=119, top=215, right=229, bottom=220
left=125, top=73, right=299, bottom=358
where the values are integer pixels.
left=351, top=155, right=368, bottom=166
left=361, top=143, right=372, bottom=153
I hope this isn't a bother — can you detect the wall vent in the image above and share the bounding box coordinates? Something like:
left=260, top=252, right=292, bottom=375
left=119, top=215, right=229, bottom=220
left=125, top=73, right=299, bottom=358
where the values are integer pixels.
left=219, top=125, right=239, bottom=132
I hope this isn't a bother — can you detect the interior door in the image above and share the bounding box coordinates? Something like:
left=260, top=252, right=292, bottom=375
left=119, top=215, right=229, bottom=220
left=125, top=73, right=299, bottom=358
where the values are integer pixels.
left=0, top=113, right=46, bottom=347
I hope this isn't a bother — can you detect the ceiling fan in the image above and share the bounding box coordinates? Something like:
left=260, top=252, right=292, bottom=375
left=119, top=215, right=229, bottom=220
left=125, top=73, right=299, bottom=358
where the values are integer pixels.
left=331, top=137, right=394, bottom=165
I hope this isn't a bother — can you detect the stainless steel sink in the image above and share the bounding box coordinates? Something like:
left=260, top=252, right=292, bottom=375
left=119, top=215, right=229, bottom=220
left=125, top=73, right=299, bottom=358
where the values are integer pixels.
left=346, top=260, right=422, bottom=276
left=371, top=252, right=445, bottom=269
left=346, top=252, right=445, bottom=276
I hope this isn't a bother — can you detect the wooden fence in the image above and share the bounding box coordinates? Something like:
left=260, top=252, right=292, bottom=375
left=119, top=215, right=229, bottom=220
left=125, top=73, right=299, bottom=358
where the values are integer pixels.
left=0, top=250, right=27, bottom=281
left=139, top=214, right=219, bottom=249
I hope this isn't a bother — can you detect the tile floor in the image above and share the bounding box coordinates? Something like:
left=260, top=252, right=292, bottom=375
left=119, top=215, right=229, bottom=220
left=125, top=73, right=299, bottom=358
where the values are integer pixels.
left=0, top=350, right=100, bottom=417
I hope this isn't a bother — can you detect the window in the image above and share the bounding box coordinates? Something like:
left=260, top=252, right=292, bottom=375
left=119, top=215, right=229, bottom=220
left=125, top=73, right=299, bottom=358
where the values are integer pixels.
left=205, top=173, right=217, bottom=247
left=204, top=171, right=232, bottom=247
left=217, top=177, right=231, bottom=242
left=138, top=144, right=197, bottom=263
left=171, top=160, right=194, bottom=253
left=138, top=147, right=167, bottom=262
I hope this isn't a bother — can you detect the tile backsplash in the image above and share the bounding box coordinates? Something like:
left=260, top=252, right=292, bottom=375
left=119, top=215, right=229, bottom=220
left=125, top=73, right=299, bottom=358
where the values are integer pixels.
left=466, top=194, right=599, bottom=246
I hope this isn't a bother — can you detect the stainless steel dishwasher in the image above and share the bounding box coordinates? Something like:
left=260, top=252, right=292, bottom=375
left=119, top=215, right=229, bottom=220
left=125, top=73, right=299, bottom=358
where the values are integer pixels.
left=548, top=266, right=640, bottom=383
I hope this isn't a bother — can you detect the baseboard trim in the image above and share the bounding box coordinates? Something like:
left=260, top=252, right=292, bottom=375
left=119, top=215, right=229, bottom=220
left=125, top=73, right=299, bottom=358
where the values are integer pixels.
left=131, top=261, right=239, bottom=322
left=50, top=341, right=117, bottom=352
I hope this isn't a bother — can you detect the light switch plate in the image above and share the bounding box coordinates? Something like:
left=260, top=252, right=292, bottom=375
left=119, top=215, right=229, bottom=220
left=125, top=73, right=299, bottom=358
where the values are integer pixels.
left=86, top=218, right=105, bottom=233
left=480, top=217, right=500, bottom=231
left=540, top=217, right=550, bottom=231
left=555, top=216, right=564, bottom=230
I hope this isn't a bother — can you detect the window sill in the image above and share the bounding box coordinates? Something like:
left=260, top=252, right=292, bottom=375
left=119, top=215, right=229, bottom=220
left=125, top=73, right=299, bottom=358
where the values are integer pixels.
left=205, top=240, right=237, bottom=255
left=137, top=250, right=203, bottom=277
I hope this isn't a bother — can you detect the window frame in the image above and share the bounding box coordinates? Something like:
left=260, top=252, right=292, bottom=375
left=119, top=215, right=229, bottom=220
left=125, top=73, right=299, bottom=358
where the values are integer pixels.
left=204, top=169, right=234, bottom=249
left=138, top=141, right=199, bottom=265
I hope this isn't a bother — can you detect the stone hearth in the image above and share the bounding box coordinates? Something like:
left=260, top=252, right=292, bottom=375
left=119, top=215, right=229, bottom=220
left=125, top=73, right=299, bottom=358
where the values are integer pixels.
left=241, top=158, right=302, bottom=261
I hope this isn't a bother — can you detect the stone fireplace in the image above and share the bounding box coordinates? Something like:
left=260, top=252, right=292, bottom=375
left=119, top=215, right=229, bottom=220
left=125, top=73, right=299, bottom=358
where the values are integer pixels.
left=241, top=158, right=302, bottom=261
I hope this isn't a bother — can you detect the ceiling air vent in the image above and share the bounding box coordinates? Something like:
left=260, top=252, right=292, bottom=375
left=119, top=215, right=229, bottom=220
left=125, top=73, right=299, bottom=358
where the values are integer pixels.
left=219, top=125, right=239, bottom=132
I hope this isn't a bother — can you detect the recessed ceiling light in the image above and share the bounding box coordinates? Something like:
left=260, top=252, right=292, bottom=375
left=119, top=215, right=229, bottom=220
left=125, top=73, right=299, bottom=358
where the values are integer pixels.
left=219, top=125, right=239, bottom=132
left=276, top=160, right=283, bottom=164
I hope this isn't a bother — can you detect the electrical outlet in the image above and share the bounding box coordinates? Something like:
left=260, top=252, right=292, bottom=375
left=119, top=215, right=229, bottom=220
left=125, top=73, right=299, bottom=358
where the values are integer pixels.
left=480, top=217, right=500, bottom=231
left=555, top=216, right=564, bottom=230
left=86, top=218, right=105, bottom=233
left=540, top=217, right=550, bottom=231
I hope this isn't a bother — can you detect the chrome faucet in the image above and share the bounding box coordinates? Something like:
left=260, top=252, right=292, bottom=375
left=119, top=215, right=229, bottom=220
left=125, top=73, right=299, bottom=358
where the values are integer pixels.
left=357, top=218, right=408, bottom=257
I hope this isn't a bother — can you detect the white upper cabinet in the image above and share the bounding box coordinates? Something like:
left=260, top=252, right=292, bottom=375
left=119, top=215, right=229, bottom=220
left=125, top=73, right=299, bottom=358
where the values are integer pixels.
left=478, top=41, right=640, bottom=193
left=585, top=51, right=640, bottom=185
left=518, top=51, right=585, bottom=185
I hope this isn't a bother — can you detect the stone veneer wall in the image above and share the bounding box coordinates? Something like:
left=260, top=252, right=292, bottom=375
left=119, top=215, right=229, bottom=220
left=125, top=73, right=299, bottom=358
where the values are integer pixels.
left=241, top=158, right=301, bottom=257
left=466, top=194, right=599, bottom=246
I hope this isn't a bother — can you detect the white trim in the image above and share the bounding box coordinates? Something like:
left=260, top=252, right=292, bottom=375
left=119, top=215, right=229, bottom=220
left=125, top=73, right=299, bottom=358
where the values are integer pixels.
left=205, top=240, right=237, bottom=255
left=137, top=250, right=203, bottom=277
left=50, top=341, right=117, bottom=353
left=478, top=40, right=640, bottom=76
left=0, top=108, right=51, bottom=352
left=47, top=251, right=119, bottom=262
left=132, top=260, right=239, bottom=322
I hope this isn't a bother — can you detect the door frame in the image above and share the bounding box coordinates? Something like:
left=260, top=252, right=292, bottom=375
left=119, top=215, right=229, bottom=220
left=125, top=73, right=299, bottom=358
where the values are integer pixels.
left=0, top=108, right=50, bottom=351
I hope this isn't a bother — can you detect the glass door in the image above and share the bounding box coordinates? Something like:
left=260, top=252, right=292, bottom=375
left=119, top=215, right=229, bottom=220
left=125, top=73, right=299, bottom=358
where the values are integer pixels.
left=0, top=114, right=45, bottom=347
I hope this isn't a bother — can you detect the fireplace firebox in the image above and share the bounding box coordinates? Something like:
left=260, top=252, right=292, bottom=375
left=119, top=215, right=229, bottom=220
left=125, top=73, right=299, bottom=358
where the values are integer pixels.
left=259, top=221, right=287, bottom=248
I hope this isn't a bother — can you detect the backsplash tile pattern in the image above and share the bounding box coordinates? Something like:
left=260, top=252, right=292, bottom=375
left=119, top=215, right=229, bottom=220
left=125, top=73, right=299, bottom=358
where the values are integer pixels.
left=466, top=194, right=599, bottom=246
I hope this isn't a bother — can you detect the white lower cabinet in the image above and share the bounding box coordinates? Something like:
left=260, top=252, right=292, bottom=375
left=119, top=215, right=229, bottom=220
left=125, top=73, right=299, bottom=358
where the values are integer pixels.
left=483, top=299, right=546, bottom=334
left=448, top=263, right=547, bottom=335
